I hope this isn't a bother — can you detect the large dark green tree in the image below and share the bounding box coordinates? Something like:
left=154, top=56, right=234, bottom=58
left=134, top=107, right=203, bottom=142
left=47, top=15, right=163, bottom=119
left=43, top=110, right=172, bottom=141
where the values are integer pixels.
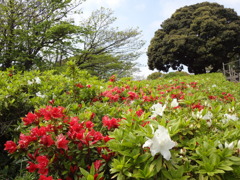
left=147, top=2, right=240, bottom=74
left=75, top=7, right=145, bottom=78
left=0, top=0, right=85, bottom=70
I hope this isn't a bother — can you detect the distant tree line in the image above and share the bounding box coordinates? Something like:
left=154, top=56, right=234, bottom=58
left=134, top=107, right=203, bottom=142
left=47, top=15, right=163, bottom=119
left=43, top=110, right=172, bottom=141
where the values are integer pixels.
left=0, top=0, right=145, bottom=78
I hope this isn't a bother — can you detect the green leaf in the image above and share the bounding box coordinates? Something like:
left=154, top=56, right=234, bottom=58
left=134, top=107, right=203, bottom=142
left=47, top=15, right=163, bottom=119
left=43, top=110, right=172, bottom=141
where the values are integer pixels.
left=80, top=167, right=89, bottom=177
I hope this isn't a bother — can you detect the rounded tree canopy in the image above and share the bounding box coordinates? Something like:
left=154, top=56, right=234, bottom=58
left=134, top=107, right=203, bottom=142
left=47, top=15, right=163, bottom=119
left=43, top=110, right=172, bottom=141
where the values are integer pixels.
left=147, top=2, right=240, bottom=74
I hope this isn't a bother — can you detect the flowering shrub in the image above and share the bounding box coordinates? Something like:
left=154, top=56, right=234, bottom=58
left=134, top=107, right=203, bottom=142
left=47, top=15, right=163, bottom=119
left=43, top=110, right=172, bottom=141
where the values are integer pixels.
left=3, top=72, right=240, bottom=179
left=5, top=105, right=113, bottom=180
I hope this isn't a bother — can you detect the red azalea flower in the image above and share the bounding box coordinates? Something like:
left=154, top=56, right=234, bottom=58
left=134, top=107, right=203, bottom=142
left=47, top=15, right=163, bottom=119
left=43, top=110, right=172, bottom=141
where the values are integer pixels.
left=90, top=130, right=103, bottom=145
left=39, top=107, right=52, bottom=120
left=36, top=155, right=49, bottom=168
left=56, top=134, right=69, bottom=150
left=18, top=133, right=37, bottom=149
left=85, top=121, right=94, bottom=129
left=22, top=112, right=38, bottom=125
left=94, top=160, right=103, bottom=172
left=69, top=116, right=80, bottom=126
left=128, top=91, right=139, bottom=100
left=75, top=83, right=84, bottom=88
left=102, top=116, right=120, bottom=130
left=31, top=126, right=50, bottom=137
left=38, top=168, right=49, bottom=176
left=26, top=161, right=38, bottom=172
left=76, top=130, right=85, bottom=140
left=51, top=106, right=65, bottom=119
left=136, top=109, right=144, bottom=117
left=39, top=106, right=65, bottom=120
left=40, top=135, right=55, bottom=147
left=70, top=122, right=84, bottom=132
left=103, top=136, right=113, bottom=143
left=4, top=141, right=17, bottom=153
left=101, top=152, right=115, bottom=162
left=36, top=155, right=49, bottom=175
left=191, top=103, right=204, bottom=111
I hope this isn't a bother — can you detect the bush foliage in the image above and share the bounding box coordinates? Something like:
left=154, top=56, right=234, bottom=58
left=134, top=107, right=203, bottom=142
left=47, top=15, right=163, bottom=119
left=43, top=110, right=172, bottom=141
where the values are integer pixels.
left=1, top=69, right=240, bottom=180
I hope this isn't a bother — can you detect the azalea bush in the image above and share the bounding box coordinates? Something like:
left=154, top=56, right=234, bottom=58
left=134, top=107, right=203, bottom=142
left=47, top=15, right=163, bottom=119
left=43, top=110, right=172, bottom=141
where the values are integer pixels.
left=0, top=62, right=104, bottom=178
left=3, top=71, right=240, bottom=179
left=4, top=105, right=114, bottom=180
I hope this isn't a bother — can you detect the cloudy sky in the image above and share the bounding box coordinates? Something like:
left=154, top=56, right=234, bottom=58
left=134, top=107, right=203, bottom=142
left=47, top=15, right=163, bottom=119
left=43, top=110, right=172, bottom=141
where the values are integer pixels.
left=78, top=0, right=240, bottom=77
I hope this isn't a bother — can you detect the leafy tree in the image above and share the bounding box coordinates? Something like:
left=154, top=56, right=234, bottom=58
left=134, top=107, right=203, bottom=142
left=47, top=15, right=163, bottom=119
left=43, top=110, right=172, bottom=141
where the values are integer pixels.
left=75, top=7, right=145, bottom=77
left=147, top=2, right=240, bottom=74
left=72, top=53, right=140, bottom=79
left=0, top=0, right=85, bottom=70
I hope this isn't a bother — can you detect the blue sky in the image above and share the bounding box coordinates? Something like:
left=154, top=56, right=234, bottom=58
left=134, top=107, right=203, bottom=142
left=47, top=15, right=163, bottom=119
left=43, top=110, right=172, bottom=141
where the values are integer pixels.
left=79, top=0, right=240, bottom=77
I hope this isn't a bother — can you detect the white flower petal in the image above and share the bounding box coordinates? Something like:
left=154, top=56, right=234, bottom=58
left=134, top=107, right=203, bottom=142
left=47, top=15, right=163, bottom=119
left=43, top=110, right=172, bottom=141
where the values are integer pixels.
left=36, top=92, right=45, bottom=98
left=35, top=77, right=41, bottom=84
left=28, top=80, right=33, bottom=85
left=143, top=125, right=175, bottom=160
left=171, top=98, right=179, bottom=108
left=150, top=103, right=166, bottom=117
left=160, top=149, right=172, bottom=161
left=142, top=139, right=152, bottom=148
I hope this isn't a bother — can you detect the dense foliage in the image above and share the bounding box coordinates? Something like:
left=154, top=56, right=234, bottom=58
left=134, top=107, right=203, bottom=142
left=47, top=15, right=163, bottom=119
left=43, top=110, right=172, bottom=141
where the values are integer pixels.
left=0, top=0, right=85, bottom=70
left=0, top=1, right=144, bottom=78
left=1, top=68, right=240, bottom=179
left=147, top=72, right=163, bottom=80
left=147, top=71, right=189, bottom=80
left=147, top=2, right=240, bottom=74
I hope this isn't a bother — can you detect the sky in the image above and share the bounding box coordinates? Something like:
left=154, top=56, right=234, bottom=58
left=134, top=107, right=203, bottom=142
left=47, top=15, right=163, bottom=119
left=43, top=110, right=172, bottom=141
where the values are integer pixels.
left=77, top=0, right=240, bottom=78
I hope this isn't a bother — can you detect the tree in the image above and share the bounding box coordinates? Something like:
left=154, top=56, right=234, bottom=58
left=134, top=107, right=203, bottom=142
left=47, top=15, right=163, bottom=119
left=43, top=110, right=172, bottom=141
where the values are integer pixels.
left=75, top=7, right=145, bottom=77
left=147, top=2, right=240, bottom=74
left=72, top=53, right=139, bottom=79
left=0, top=0, right=85, bottom=70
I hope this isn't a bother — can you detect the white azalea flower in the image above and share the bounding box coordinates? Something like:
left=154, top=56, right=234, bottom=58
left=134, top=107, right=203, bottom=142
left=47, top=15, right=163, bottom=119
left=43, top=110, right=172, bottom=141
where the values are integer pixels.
left=142, top=125, right=176, bottom=160
left=36, top=92, right=45, bottom=98
left=28, top=77, right=41, bottom=85
left=35, top=77, right=41, bottom=84
left=222, top=114, right=239, bottom=123
left=192, top=111, right=202, bottom=119
left=218, top=142, right=223, bottom=149
left=224, top=114, right=238, bottom=121
left=170, top=98, right=179, bottom=108
left=225, top=142, right=234, bottom=150
left=150, top=103, right=166, bottom=118
left=192, top=110, right=213, bottom=127
left=27, top=80, right=34, bottom=85
left=202, top=111, right=213, bottom=120
left=212, top=84, right=217, bottom=87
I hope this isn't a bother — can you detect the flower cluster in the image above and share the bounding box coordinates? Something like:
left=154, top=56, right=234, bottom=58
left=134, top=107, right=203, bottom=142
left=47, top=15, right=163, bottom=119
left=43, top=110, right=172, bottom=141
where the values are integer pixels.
left=4, top=106, right=113, bottom=180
